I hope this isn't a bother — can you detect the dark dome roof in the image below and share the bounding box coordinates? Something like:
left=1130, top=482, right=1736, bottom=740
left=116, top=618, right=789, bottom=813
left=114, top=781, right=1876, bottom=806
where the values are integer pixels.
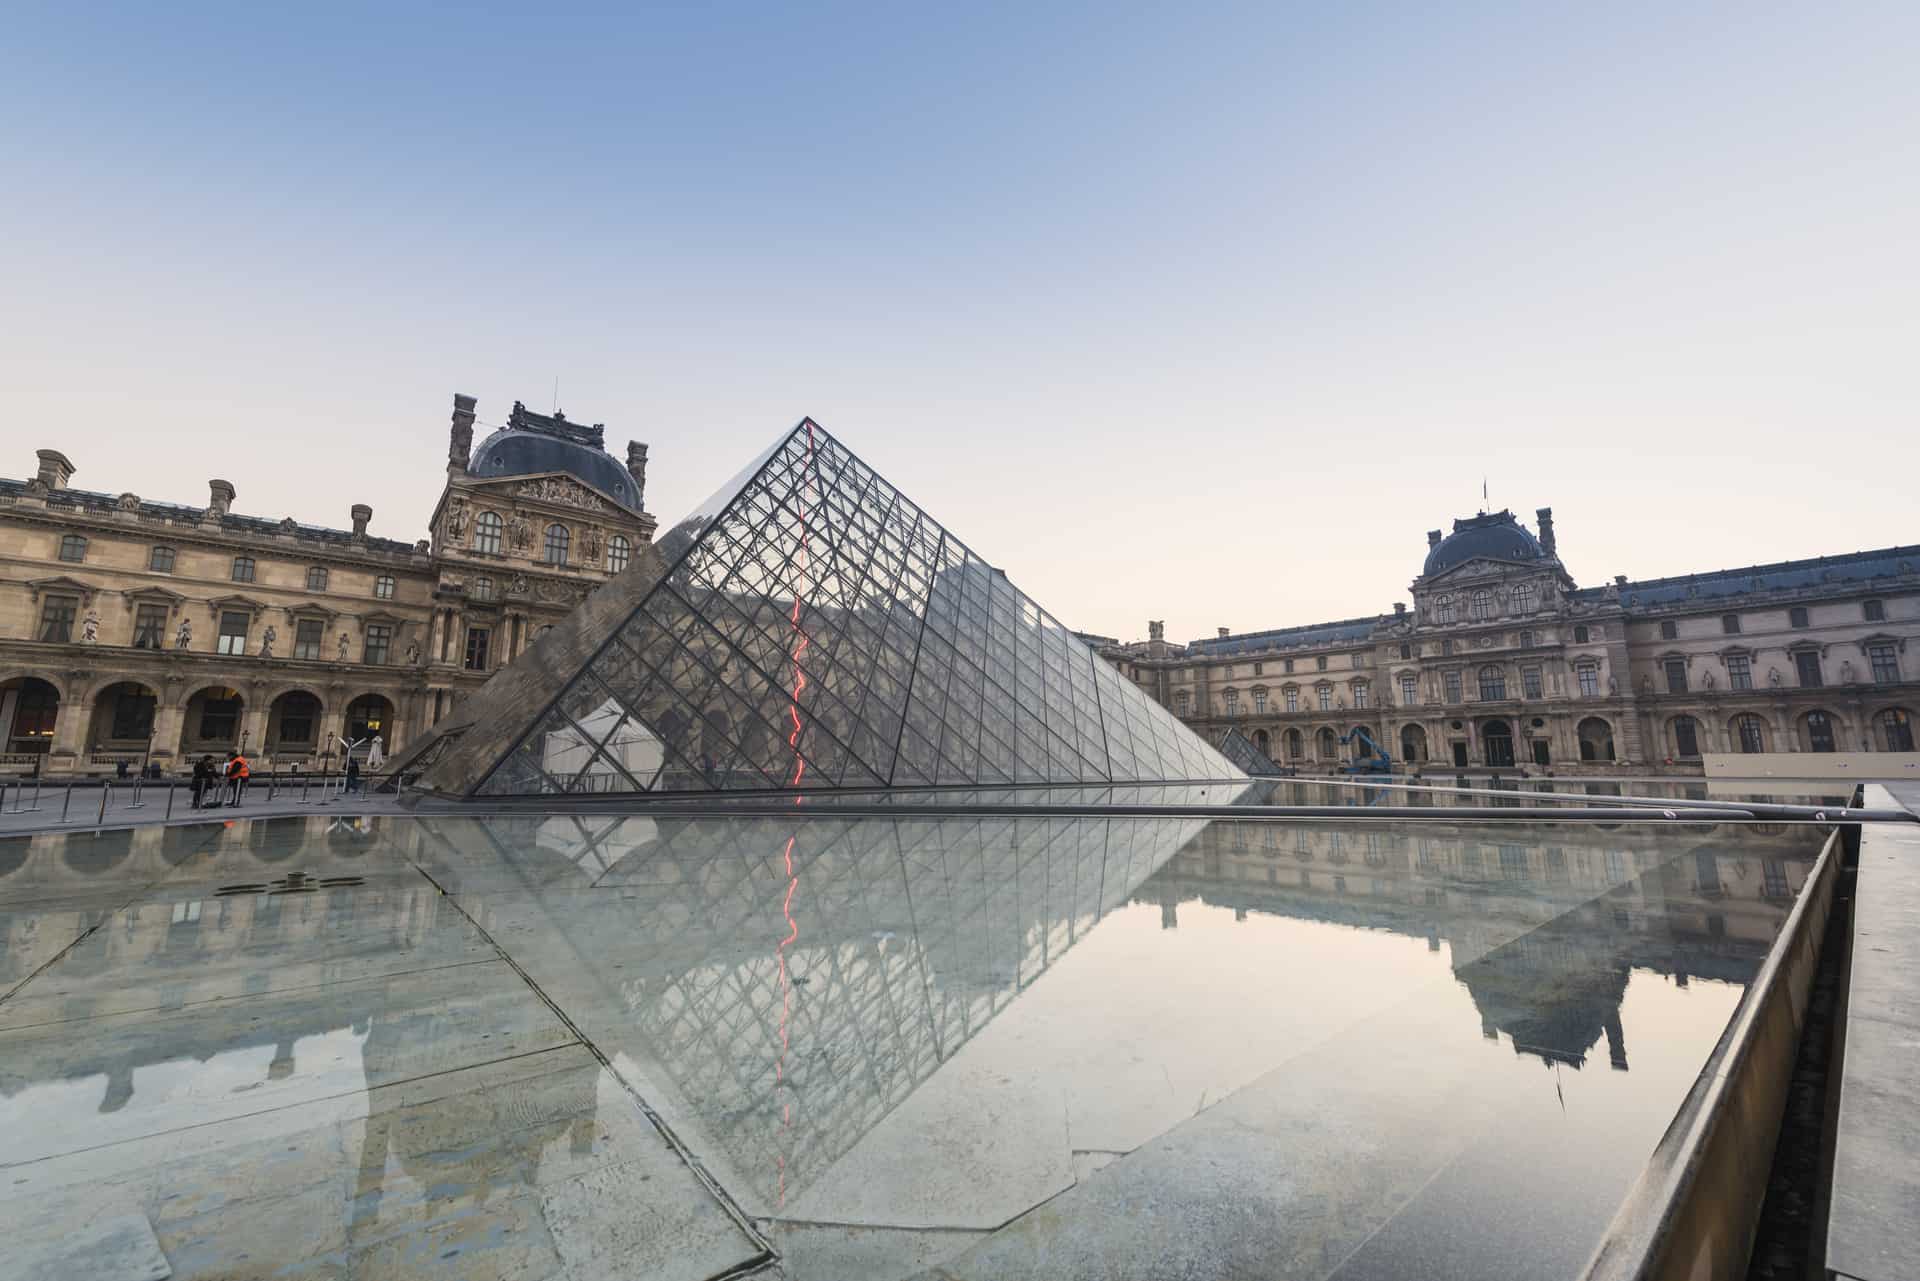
left=1423, top=511, right=1548, bottom=577
left=470, top=428, right=642, bottom=512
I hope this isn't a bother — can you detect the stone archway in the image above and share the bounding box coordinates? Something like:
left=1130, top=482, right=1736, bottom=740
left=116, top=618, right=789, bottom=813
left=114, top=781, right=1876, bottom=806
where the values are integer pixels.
left=1577, top=717, right=1616, bottom=763
left=180, top=686, right=245, bottom=757
left=266, top=690, right=325, bottom=757
left=87, top=681, right=159, bottom=756
left=1, top=675, right=62, bottom=757
left=1481, top=719, right=1515, bottom=768
left=1399, top=724, right=1428, bottom=763
left=344, top=694, right=395, bottom=752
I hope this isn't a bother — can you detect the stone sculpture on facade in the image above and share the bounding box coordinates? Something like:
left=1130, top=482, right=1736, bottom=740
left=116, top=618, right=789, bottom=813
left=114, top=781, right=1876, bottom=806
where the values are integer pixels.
left=175, top=617, right=192, bottom=649
left=581, top=526, right=602, bottom=564
left=445, top=498, right=469, bottom=543
left=80, top=611, right=99, bottom=644
left=337, top=632, right=350, bottom=662
left=259, top=625, right=277, bottom=658
left=507, top=514, right=533, bottom=551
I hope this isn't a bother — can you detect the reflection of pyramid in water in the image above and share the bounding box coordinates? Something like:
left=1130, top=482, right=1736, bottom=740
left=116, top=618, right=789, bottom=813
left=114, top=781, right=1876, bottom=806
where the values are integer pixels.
left=423, top=419, right=1242, bottom=796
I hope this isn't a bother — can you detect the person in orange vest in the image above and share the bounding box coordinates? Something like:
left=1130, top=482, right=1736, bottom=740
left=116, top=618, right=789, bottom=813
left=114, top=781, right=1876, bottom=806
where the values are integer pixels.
left=225, top=749, right=251, bottom=807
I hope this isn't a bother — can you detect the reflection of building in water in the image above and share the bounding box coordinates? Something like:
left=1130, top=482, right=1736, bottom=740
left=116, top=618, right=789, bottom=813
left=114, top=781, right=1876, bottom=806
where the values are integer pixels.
left=419, top=800, right=1214, bottom=1209
left=0, top=816, right=604, bottom=1256
left=1138, top=816, right=1816, bottom=1070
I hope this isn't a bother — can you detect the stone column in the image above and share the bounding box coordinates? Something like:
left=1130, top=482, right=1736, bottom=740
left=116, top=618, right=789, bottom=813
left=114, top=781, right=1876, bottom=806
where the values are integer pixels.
left=150, top=703, right=185, bottom=765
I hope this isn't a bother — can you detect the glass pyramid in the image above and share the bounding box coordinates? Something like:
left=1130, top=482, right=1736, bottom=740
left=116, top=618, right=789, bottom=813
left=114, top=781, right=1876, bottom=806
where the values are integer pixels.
left=1215, top=727, right=1287, bottom=777
left=459, top=419, right=1243, bottom=796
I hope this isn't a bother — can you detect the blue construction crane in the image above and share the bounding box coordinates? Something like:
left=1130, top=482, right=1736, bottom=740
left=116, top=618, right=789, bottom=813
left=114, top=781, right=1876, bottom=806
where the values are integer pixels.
left=1338, top=727, right=1393, bottom=776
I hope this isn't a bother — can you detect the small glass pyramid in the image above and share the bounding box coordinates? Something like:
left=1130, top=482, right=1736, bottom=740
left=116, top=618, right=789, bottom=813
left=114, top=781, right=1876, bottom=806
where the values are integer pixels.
left=459, top=420, right=1243, bottom=795
left=1214, top=727, right=1287, bottom=777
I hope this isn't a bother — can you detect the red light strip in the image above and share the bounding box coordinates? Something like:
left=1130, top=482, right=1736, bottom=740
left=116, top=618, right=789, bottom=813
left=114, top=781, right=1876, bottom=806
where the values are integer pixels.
left=774, top=423, right=817, bottom=1206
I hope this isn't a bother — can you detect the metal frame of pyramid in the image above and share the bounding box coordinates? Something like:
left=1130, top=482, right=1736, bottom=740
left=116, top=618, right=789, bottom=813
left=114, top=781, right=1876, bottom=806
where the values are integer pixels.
left=415, top=419, right=1244, bottom=797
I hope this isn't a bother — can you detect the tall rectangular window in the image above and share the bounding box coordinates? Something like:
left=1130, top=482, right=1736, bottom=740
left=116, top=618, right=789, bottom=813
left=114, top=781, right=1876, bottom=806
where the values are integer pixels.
left=1283, top=659, right=1294, bottom=673
left=1660, top=620, right=1677, bottom=640
left=364, top=624, right=393, bottom=666
left=1400, top=675, right=1418, bottom=706
left=1284, top=688, right=1299, bottom=713
left=148, top=546, right=175, bottom=573
left=58, top=534, right=88, bottom=563
left=1721, top=614, right=1741, bottom=634
left=1317, top=686, right=1332, bottom=711
left=1253, top=689, right=1268, bottom=714
left=1522, top=666, right=1543, bottom=699
left=217, top=611, right=249, bottom=655
left=132, top=604, right=167, bottom=650
left=1727, top=654, right=1753, bottom=689
left=1223, top=690, right=1239, bottom=715
left=1316, top=656, right=1328, bottom=671
left=1664, top=658, right=1688, bottom=693
left=38, top=597, right=78, bottom=642
left=1354, top=683, right=1369, bottom=709
left=231, top=556, right=256, bottom=582
left=1869, top=643, right=1899, bottom=684
left=294, top=618, right=324, bottom=660
left=1789, top=606, right=1809, bottom=628
left=464, top=627, right=491, bottom=671
left=1794, top=650, right=1823, bottom=687
left=1252, top=662, right=1263, bottom=676
left=1864, top=599, right=1886, bottom=622
left=1576, top=664, right=1599, bottom=698
left=1444, top=671, right=1463, bottom=703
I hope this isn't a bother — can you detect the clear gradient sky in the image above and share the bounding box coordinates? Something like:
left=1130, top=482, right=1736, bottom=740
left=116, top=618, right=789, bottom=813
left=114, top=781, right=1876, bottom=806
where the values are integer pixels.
left=5, top=2, right=1915, bottom=644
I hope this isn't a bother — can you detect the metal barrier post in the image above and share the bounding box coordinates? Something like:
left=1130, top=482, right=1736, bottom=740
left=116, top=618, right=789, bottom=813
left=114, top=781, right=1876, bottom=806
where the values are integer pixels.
left=61, top=783, right=74, bottom=823
left=299, top=773, right=311, bottom=805
left=268, top=769, right=277, bottom=803
left=97, top=783, right=110, bottom=825
left=3, top=780, right=14, bottom=814
left=165, top=784, right=176, bottom=821
left=27, top=776, right=41, bottom=812
left=128, top=779, right=145, bottom=810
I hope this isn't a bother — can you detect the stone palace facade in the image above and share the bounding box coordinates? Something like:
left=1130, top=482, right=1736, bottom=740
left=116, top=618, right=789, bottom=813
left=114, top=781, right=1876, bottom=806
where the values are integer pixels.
left=0, top=395, right=656, bottom=776
left=1097, top=508, right=1919, bottom=775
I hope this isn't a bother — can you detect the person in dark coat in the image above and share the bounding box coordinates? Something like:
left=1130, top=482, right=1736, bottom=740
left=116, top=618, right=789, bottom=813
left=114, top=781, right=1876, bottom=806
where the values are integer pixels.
left=191, top=756, right=212, bottom=809
left=345, top=755, right=361, bottom=795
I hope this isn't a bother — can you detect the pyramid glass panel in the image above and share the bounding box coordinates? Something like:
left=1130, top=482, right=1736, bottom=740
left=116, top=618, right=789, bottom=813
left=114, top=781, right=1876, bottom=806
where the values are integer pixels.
left=448, top=419, right=1243, bottom=797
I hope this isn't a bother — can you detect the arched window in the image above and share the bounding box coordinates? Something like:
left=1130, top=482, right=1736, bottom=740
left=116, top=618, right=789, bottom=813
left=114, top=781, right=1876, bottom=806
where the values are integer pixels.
left=544, top=524, right=570, bottom=565
left=1511, top=584, right=1535, bottom=613
left=1469, top=589, right=1494, bottom=620
left=1316, top=727, right=1338, bottom=759
left=1801, top=710, right=1838, bottom=753
left=1400, top=724, right=1428, bottom=762
left=1478, top=665, right=1507, bottom=700
left=1671, top=715, right=1701, bottom=758
left=1578, top=717, right=1616, bottom=762
left=607, top=535, right=631, bottom=573
left=1433, top=596, right=1457, bottom=624
left=1877, top=708, right=1914, bottom=752
left=306, top=566, right=328, bottom=591
left=1732, top=713, right=1767, bottom=754
left=473, top=511, right=503, bottom=555
left=373, top=574, right=395, bottom=599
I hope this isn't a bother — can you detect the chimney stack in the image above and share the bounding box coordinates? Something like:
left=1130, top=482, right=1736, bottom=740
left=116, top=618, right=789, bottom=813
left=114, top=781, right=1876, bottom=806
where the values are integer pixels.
left=1535, top=507, right=1556, bottom=556
left=449, top=393, right=477, bottom=471
left=627, top=441, right=649, bottom=509
left=34, top=449, right=75, bottom=491
left=1217, top=627, right=1230, bottom=639
left=350, top=504, right=372, bottom=538
left=208, top=479, right=236, bottom=517
left=1614, top=574, right=1628, bottom=586
left=1427, top=529, right=1443, bottom=547
left=1394, top=602, right=1407, bottom=615
left=1148, top=620, right=1165, bottom=642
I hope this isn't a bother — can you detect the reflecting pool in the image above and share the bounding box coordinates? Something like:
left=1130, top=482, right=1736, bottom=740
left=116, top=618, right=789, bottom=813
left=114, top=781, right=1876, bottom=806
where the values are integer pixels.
left=0, top=809, right=1829, bottom=1280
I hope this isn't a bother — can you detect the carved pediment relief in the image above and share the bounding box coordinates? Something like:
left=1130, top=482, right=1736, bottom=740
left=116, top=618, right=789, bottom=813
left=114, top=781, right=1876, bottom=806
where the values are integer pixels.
left=207, top=593, right=269, bottom=619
